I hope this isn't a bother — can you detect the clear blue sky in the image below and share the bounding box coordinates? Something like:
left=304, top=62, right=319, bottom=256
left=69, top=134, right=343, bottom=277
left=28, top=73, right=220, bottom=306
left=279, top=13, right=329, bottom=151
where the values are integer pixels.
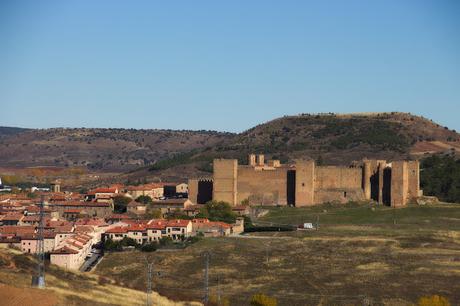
left=1, top=1, right=459, bottom=132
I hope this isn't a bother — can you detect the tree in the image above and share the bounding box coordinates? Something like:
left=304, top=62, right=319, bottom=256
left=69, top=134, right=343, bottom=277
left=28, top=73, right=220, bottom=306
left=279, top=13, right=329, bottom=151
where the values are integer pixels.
left=417, top=295, right=451, bottom=306
left=420, top=154, right=460, bottom=203
left=136, top=195, right=153, bottom=204
left=145, top=208, right=162, bottom=219
left=197, top=201, right=237, bottom=224
left=250, top=294, right=277, bottom=306
left=113, top=195, right=132, bottom=213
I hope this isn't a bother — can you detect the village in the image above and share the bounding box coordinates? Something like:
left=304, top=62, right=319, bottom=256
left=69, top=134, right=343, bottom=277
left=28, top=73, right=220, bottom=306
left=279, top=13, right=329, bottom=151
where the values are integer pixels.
left=0, top=179, right=246, bottom=271
left=0, top=152, right=424, bottom=273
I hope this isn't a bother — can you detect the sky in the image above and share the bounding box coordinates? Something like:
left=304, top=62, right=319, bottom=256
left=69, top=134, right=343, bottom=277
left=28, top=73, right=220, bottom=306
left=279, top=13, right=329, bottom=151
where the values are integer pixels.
left=0, top=1, right=459, bottom=132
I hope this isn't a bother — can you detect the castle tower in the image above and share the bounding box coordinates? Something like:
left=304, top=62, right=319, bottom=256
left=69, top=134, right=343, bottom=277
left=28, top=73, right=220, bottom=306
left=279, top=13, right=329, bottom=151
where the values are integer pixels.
left=257, top=154, right=265, bottom=166
left=248, top=154, right=256, bottom=167
left=362, top=160, right=371, bottom=200
left=295, top=160, right=315, bottom=206
left=213, top=159, right=238, bottom=205
left=391, top=161, right=408, bottom=207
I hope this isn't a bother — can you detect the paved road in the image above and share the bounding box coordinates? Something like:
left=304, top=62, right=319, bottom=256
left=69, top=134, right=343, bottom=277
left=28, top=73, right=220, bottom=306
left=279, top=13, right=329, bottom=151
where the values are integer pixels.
left=79, top=252, right=102, bottom=272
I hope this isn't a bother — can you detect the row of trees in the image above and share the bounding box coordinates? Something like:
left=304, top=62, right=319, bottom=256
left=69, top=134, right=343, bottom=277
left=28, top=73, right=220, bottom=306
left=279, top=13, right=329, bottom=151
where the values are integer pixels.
left=420, top=154, right=460, bottom=203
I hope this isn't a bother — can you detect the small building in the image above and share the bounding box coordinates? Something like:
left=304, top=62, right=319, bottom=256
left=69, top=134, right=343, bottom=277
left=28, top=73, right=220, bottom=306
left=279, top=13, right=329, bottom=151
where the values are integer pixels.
left=20, top=232, right=56, bottom=254
left=50, top=233, right=93, bottom=270
left=127, top=201, right=147, bottom=215
left=151, top=199, right=193, bottom=217
left=192, top=218, right=231, bottom=237
left=165, top=219, right=193, bottom=240
left=0, top=214, right=24, bottom=226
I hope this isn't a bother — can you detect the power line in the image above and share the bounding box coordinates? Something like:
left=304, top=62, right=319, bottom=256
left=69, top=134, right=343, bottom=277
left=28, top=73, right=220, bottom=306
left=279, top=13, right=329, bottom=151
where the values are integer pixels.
left=32, top=195, right=45, bottom=288
left=202, top=251, right=210, bottom=306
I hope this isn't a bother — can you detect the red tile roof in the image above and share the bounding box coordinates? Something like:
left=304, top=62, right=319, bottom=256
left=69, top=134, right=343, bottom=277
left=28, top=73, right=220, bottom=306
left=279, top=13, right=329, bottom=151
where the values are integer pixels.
left=87, top=188, right=118, bottom=195
left=51, top=246, right=78, bottom=255
left=0, top=225, right=36, bottom=236
left=1, top=214, right=24, bottom=221
left=105, top=226, right=129, bottom=234
left=166, top=219, right=191, bottom=227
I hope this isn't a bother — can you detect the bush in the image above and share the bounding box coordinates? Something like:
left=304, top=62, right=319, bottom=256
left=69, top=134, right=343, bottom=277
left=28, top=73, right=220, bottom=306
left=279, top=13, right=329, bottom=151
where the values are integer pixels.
left=103, top=238, right=122, bottom=252
left=417, top=295, right=451, bottom=306
left=159, top=236, right=173, bottom=246
left=141, top=242, right=158, bottom=252
left=250, top=293, right=277, bottom=306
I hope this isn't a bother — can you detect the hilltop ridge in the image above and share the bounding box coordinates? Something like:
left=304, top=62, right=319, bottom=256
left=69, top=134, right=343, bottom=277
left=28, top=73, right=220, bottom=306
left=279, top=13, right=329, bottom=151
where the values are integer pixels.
left=0, top=112, right=459, bottom=181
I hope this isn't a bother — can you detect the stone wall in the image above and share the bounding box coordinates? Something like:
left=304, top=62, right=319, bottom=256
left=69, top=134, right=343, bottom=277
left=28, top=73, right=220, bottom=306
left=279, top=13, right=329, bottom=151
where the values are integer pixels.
left=236, top=166, right=289, bottom=205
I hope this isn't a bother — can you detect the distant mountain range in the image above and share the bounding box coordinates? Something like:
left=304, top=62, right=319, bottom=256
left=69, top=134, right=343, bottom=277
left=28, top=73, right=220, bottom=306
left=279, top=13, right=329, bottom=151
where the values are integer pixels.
left=1, top=113, right=459, bottom=181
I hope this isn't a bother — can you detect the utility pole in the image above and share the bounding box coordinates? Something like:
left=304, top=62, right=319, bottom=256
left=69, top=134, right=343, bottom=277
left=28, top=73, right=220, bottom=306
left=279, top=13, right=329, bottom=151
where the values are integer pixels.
left=217, top=275, right=221, bottom=306
left=203, top=251, right=210, bottom=306
left=32, top=195, right=46, bottom=288
left=393, top=205, right=396, bottom=226
left=145, top=257, right=153, bottom=306
left=265, top=242, right=270, bottom=264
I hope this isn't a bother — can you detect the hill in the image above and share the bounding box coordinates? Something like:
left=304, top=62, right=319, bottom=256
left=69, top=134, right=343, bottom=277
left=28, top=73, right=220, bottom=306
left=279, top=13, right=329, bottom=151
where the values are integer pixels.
left=1, top=113, right=459, bottom=182
left=0, top=247, right=198, bottom=306
left=0, top=127, right=232, bottom=172
left=135, top=112, right=460, bottom=182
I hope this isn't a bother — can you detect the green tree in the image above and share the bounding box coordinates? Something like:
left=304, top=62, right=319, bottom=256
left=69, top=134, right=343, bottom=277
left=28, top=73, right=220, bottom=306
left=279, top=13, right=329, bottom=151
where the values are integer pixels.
left=197, top=200, right=237, bottom=224
left=420, top=154, right=460, bottom=203
left=145, top=208, right=162, bottom=219
left=136, top=195, right=153, bottom=204
left=113, top=195, right=132, bottom=213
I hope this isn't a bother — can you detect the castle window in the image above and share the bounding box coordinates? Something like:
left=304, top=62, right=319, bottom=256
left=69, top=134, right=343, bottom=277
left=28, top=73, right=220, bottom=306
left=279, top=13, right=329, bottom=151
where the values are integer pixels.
left=302, top=183, right=305, bottom=187
left=344, top=191, right=347, bottom=198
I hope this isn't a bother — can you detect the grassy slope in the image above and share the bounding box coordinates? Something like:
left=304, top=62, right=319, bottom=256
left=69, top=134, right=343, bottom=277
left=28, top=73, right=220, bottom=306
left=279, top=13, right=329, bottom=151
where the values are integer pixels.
left=96, top=203, right=460, bottom=306
left=0, top=247, right=199, bottom=306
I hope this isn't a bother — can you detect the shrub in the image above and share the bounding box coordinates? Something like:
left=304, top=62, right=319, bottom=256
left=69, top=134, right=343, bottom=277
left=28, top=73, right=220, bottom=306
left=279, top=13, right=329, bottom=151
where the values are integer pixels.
left=250, top=293, right=277, bottom=306
left=159, top=236, right=173, bottom=246
left=136, top=195, right=152, bottom=204
left=417, top=295, right=451, bottom=306
left=141, top=242, right=158, bottom=252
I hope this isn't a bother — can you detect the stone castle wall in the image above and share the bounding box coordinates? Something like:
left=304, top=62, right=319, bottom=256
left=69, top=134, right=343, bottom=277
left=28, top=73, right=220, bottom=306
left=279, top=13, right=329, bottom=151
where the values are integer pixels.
left=189, top=154, right=421, bottom=207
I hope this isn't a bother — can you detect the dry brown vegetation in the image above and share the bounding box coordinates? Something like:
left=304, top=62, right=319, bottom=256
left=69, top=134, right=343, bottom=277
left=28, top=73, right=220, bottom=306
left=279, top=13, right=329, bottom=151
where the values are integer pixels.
left=96, top=203, right=460, bottom=305
left=1, top=113, right=459, bottom=183
left=0, top=247, right=199, bottom=306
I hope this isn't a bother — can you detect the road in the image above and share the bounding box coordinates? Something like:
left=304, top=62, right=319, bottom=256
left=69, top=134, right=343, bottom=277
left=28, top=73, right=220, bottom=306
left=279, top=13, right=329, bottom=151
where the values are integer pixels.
left=79, top=251, right=102, bottom=272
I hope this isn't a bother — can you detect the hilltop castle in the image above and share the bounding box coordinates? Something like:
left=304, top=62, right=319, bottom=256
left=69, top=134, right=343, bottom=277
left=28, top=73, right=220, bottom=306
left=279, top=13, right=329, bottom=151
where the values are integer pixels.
left=189, top=154, right=421, bottom=207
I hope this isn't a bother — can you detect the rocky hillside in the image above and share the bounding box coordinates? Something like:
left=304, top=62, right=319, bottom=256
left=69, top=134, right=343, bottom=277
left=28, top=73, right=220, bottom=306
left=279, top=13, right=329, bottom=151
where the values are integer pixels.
left=1, top=113, right=459, bottom=180
left=0, top=128, right=232, bottom=171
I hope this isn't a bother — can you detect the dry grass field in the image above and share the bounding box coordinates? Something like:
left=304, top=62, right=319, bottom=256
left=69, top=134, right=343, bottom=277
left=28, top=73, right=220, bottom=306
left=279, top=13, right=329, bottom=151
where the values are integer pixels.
left=96, top=203, right=460, bottom=305
left=0, top=247, right=199, bottom=306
